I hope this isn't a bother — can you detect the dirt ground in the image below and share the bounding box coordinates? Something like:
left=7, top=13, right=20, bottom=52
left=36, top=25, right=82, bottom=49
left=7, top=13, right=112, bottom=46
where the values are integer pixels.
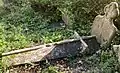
left=8, top=52, right=101, bottom=73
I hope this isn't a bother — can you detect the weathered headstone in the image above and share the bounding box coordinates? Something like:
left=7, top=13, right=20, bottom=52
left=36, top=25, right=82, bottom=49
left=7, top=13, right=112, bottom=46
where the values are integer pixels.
left=91, top=2, right=119, bottom=47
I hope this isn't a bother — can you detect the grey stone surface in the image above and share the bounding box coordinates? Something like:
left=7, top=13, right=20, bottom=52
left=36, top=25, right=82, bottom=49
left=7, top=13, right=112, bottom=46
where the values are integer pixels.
left=91, top=2, right=119, bottom=47
left=113, top=45, right=120, bottom=62
left=2, top=36, right=99, bottom=66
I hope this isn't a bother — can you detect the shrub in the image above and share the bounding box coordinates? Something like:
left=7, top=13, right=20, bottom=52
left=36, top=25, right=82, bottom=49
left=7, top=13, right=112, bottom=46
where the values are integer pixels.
left=100, top=50, right=120, bottom=73
left=28, top=0, right=118, bottom=35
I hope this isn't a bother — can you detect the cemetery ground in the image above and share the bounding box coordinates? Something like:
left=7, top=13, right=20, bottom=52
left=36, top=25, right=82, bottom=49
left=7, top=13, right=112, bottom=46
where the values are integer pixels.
left=1, top=0, right=120, bottom=73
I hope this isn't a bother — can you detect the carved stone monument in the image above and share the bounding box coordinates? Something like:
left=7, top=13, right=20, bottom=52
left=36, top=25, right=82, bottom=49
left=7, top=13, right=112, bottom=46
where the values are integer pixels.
left=91, top=2, right=119, bottom=47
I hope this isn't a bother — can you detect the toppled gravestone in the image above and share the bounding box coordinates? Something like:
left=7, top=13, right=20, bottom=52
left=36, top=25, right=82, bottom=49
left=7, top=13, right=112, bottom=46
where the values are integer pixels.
left=2, top=36, right=99, bottom=66
left=91, top=2, right=119, bottom=47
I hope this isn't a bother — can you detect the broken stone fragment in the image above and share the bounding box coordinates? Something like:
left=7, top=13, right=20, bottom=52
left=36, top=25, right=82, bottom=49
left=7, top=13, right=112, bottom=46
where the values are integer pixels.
left=113, top=45, right=120, bottom=62
left=91, top=2, right=119, bottom=47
